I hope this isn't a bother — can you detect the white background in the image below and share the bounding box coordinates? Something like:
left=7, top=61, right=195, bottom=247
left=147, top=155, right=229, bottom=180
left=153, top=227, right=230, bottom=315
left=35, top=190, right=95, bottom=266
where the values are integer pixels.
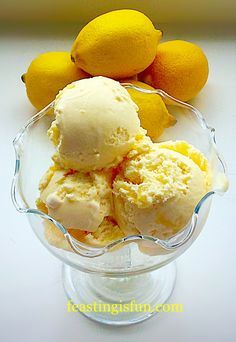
left=0, top=20, right=236, bottom=342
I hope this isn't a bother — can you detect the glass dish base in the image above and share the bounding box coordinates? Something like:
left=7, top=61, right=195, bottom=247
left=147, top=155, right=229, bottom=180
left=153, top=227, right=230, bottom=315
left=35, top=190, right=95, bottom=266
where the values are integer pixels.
left=62, top=262, right=177, bottom=326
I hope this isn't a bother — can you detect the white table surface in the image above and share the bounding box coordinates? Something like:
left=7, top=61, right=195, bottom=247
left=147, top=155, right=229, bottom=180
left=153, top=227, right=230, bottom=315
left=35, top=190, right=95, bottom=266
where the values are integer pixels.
left=1, top=24, right=236, bottom=342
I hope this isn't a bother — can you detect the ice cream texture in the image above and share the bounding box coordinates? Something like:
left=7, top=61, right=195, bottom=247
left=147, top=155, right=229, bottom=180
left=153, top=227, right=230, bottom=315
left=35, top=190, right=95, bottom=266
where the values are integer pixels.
left=113, top=140, right=211, bottom=239
left=44, top=217, right=125, bottom=250
left=48, top=76, right=142, bottom=172
left=36, top=76, right=212, bottom=251
left=37, top=165, right=113, bottom=232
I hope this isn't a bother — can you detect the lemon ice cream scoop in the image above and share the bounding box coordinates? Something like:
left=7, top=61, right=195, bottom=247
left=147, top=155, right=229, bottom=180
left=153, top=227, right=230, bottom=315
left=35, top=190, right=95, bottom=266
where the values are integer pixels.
left=113, top=140, right=211, bottom=239
left=48, top=76, right=142, bottom=171
left=69, top=217, right=125, bottom=247
left=36, top=165, right=113, bottom=232
left=43, top=217, right=125, bottom=250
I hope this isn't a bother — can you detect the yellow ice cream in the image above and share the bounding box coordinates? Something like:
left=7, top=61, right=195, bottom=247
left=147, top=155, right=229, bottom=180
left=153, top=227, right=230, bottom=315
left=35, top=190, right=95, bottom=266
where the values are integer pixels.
left=48, top=76, right=142, bottom=171
left=113, top=140, right=211, bottom=239
left=35, top=71, right=213, bottom=255
left=44, top=217, right=125, bottom=250
left=70, top=217, right=125, bottom=247
left=37, top=165, right=113, bottom=232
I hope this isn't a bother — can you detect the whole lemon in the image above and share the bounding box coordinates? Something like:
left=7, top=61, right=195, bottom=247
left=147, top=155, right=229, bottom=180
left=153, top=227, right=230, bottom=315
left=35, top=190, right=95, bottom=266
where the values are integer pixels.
left=139, top=40, right=209, bottom=102
left=23, top=51, right=89, bottom=110
left=71, top=10, right=162, bottom=79
left=126, top=81, right=176, bottom=140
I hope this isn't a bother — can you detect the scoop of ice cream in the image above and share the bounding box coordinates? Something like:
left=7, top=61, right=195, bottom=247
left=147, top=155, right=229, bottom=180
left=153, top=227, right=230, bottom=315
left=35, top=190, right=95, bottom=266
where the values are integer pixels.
left=48, top=76, right=142, bottom=171
left=44, top=217, right=125, bottom=250
left=69, top=217, right=125, bottom=247
left=113, top=140, right=210, bottom=239
left=37, top=165, right=113, bottom=232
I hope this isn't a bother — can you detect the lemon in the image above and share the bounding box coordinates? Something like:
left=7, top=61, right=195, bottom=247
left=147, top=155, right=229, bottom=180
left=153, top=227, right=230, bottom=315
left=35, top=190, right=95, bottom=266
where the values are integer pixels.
left=23, top=51, right=89, bottom=110
left=139, top=40, right=209, bottom=102
left=71, top=10, right=162, bottom=79
left=126, top=81, right=176, bottom=140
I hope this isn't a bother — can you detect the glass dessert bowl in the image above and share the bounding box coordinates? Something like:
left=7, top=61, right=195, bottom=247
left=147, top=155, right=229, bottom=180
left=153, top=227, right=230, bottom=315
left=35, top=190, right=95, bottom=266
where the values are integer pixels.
left=11, top=84, right=228, bottom=325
